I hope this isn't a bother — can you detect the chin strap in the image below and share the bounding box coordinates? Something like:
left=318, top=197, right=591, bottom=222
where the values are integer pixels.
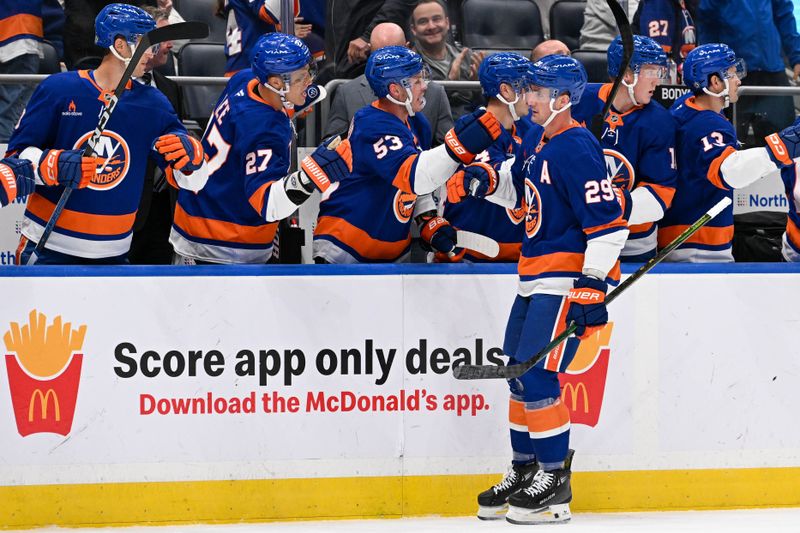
left=109, top=42, right=135, bottom=69
left=497, top=92, right=521, bottom=122
left=702, top=77, right=731, bottom=109
left=386, top=82, right=425, bottom=117
left=263, top=73, right=295, bottom=110
left=621, top=72, right=640, bottom=107
left=542, top=97, right=572, bottom=129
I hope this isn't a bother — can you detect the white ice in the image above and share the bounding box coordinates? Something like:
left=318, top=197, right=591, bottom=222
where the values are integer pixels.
left=11, top=508, right=800, bottom=533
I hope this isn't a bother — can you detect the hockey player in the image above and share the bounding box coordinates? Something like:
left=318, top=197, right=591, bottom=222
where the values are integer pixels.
left=659, top=43, right=800, bottom=262
left=476, top=55, right=628, bottom=524
left=0, top=158, right=35, bottom=208
left=778, top=157, right=800, bottom=262
left=7, top=3, right=208, bottom=265
left=170, top=33, right=348, bottom=264
left=218, top=0, right=280, bottom=76
left=312, top=46, right=502, bottom=264
left=442, top=52, right=535, bottom=262
left=572, top=35, right=677, bottom=261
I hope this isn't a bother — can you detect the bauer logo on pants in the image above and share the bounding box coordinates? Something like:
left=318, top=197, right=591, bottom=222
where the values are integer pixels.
left=3, top=310, right=86, bottom=437
left=559, top=322, right=613, bottom=427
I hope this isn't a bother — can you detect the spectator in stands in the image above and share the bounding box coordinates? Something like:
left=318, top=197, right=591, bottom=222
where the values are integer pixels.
left=578, top=0, right=638, bottom=50
left=324, top=22, right=453, bottom=145
left=326, top=0, right=416, bottom=78
left=696, top=0, right=800, bottom=146
left=0, top=0, right=42, bottom=143
left=531, top=39, right=569, bottom=62
left=130, top=6, right=185, bottom=264
left=411, top=0, right=484, bottom=117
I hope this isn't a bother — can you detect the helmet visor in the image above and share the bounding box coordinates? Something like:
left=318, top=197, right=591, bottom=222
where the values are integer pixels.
left=722, top=58, right=746, bottom=81
left=638, top=64, right=668, bottom=82
left=528, top=86, right=555, bottom=102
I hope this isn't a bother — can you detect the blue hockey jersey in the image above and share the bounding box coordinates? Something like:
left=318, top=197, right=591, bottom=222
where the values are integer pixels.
left=7, top=70, right=188, bottom=258
left=171, top=69, right=293, bottom=264
left=779, top=164, right=800, bottom=262
left=313, top=101, right=432, bottom=263
left=572, top=82, right=677, bottom=260
left=659, top=95, right=736, bottom=262
left=517, top=121, right=626, bottom=295
left=223, top=0, right=283, bottom=75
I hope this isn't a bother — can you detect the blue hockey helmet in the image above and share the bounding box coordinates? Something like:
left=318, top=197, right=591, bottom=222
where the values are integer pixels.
left=529, top=54, right=587, bottom=105
left=682, top=43, right=746, bottom=92
left=478, top=52, right=532, bottom=99
left=251, top=32, right=313, bottom=84
left=607, top=34, right=668, bottom=78
left=365, top=46, right=425, bottom=98
left=95, top=3, right=155, bottom=48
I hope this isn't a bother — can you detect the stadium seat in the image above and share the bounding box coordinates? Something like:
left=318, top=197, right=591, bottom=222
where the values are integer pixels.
left=549, top=0, right=585, bottom=52
left=462, top=0, right=544, bottom=49
left=38, top=41, right=60, bottom=74
left=177, top=43, right=227, bottom=126
left=571, top=49, right=608, bottom=83
left=174, top=0, right=226, bottom=44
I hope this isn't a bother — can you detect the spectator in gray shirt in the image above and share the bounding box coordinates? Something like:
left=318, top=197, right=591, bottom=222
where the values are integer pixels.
left=323, top=22, right=453, bottom=144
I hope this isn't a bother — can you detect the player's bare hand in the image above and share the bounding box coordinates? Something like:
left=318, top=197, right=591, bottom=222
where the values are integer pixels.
left=448, top=48, right=469, bottom=80
left=294, top=17, right=312, bottom=39
left=157, top=0, right=173, bottom=14
left=347, top=38, right=370, bottom=64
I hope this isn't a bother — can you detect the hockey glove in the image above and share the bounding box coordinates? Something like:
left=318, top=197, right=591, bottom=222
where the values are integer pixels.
left=565, top=275, right=608, bottom=340
left=444, top=108, right=502, bottom=165
left=765, top=116, right=800, bottom=167
left=419, top=215, right=465, bottom=260
left=298, top=136, right=352, bottom=193
left=154, top=133, right=205, bottom=172
left=0, top=157, right=35, bottom=206
left=446, top=162, right=498, bottom=203
left=38, top=149, right=98, bottom=189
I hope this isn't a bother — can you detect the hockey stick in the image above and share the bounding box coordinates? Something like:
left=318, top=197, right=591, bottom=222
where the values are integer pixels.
left=452, top=197, right=732, bottom=380
left=456, top=230, right=500, bottom=258
left=599, top=0, right=634, bottom=121
left=27, top=21, right=209, bottom=265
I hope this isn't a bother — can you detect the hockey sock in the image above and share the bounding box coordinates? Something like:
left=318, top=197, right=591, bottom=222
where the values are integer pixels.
left=525, top=397, right=571, bottom=470
left=509, top=396, right=537, bottom=465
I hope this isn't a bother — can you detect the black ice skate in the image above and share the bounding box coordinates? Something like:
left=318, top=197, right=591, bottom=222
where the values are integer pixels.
left=476, top=461, right=538, bottom=520
left=505, top=449, right=574, bottom=525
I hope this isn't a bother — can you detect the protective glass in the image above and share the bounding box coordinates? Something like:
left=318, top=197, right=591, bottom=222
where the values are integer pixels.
left=528, top=86, right=554, bottom=102
left=722, top=58, right=747, bottom=81
left=409, top=64, right=432, bottom=87
left=291, top=61, right=318, bottom=86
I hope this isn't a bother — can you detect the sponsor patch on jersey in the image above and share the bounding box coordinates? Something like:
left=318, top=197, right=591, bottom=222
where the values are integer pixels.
left=524, top=178, right=542, bottom=238
left=393, top=189, right=417, bottom=224
left=603, top=149, right=635, bottom=191
left=73, top=129, right=131, bottom=191
left=61, top=100, right=83, bottom=117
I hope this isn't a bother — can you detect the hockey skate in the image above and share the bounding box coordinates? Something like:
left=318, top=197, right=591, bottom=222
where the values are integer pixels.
left=476, top=461, right=538, bottom=520
left=505, top=449, right=574, bottom=525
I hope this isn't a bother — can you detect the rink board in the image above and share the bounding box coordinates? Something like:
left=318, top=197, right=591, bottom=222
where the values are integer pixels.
left=1, top=264, right=799, bottom=528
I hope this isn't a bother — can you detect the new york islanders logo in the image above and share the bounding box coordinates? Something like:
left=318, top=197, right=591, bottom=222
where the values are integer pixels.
left=393, top=189, right=417, bottom=223
left=3, top=310, right=86, bottom=437
left=73, top=130, right=131, bottom=191
left=506, top=206, right=525, bottom=225
left=604, top=149, right=635, bottom=191
left=524, top=178, right=542, bottom=238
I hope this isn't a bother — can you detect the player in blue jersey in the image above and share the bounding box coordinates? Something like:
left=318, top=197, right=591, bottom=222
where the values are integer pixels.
left=0, top=158, right=34, bottom=208
left=660, top=43, right=800, bottom=262
left=473, top=55, right=628, bottom=525
left=170, top=33, right=349, bottom=264
left=7, top=4, right=208, bottom=265
left=571, top=35, right=678, bottom=261
left=312, top=46, right=502, bottom=264
left=778, top=156, right=800, bottom=262
left=442, top=52, right=535, bottom=263
left=218, top=0, right=280, bottom=75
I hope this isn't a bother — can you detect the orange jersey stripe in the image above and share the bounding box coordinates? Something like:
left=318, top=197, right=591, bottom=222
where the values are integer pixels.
left=392, top=154, right=416, bottom=194
left=26, top=193, right=135, bottom=236
left=525, top=398, right=570, bottom=434
left=248, top=181, right=274, bottom=215
left=174, top=203, right=277, bottom=244
left=0, top=14, right=43, bottom=42
left=629, top=221, right=654, bottom=234
left=639, top=182, right=676, bottom=208
left=315, top=215, right=411, bottom=260
left=658, top=224, right=734, bottom=248
left=707, top=145, right=736, bottom=190
left=584, top=217, right=628, bottom=236
left=518, top=252, right=621, bottom=282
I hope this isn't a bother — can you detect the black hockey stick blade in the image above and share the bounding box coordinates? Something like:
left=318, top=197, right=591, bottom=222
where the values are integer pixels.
left=452, top=197, right=733, bottom=381
left=28, top=21, right=210, bottom=263
left=599, top=0, right=634, bottom=121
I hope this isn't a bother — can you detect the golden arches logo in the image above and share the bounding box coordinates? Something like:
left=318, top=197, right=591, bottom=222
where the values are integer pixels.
left=29, top=388, right=60, bottom=422
left=561, top=382, right=589, bottom=413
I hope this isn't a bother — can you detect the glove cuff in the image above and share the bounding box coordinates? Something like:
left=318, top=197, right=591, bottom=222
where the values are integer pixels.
left=765, top=133, right=793, bottom=167
left=420, top=216, right=450, bottom=243
left=444, top=129, right=475, bottom=164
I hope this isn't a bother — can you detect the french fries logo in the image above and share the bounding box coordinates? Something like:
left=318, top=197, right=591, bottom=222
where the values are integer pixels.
left=3, top=310, right=86, bottom=437
left=558, top=323, right=613, bottom=427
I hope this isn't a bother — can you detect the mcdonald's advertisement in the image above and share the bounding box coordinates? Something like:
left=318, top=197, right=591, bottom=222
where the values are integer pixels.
left=1, top=271, right=799, bottom=488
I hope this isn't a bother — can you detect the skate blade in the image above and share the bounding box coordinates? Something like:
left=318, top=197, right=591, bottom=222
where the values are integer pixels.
left=477, top=504, right=508, bottom=520
left=506, top=503, right=571, bottom=525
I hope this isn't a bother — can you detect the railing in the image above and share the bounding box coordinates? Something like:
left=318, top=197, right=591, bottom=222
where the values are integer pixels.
left=2, top=74, right=798, bottom=147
